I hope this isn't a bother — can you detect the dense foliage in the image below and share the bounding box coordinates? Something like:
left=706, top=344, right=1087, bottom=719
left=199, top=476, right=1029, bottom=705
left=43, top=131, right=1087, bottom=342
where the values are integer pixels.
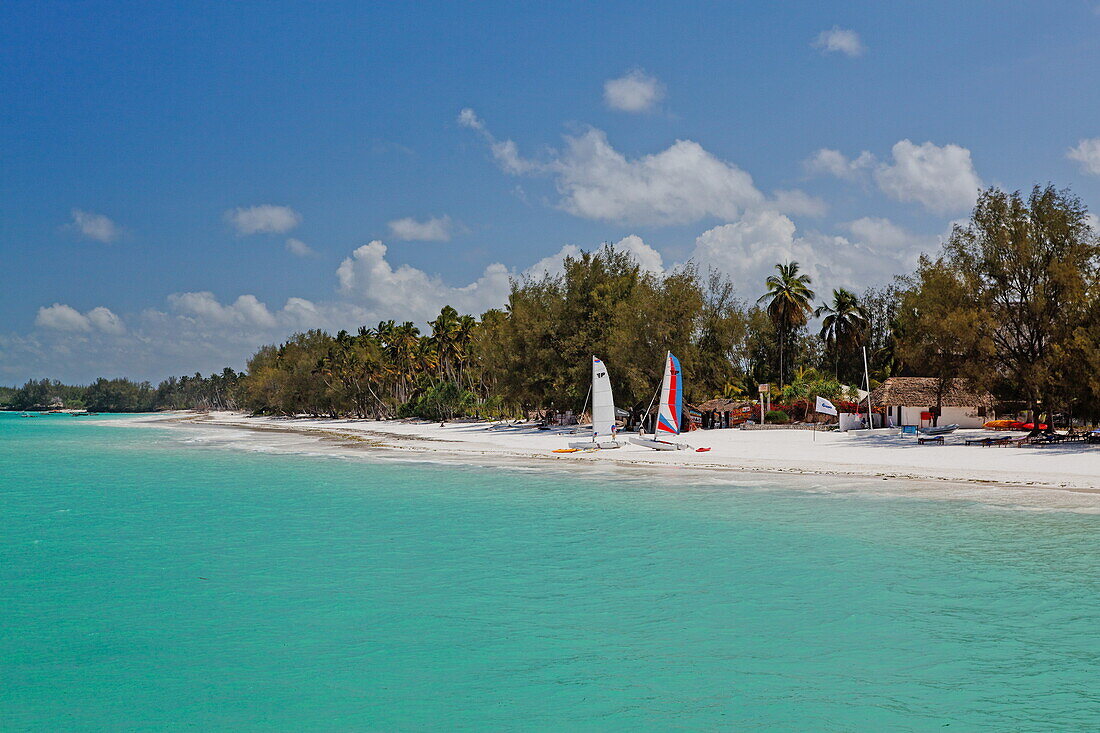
left=1, top=371, right=242, bottom=412
left=896, top=185, right=1100, bottom=423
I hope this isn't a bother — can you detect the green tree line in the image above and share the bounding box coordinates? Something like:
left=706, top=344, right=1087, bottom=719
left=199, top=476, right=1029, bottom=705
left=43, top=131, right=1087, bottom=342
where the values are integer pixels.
left=6, top=183, right=1099, bottom=424
left=2, top=370, right=242, bottom=412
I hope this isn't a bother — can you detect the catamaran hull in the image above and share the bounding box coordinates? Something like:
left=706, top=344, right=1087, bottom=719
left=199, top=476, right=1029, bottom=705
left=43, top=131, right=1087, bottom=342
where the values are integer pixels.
left=630, top=437, right=688, bottom=451
left=568, top=440, right=622, bottom=450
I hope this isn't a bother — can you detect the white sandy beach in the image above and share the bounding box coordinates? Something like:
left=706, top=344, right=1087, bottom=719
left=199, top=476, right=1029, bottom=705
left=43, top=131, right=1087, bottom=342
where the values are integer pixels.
left=122, top=411, right=1100, bottom=495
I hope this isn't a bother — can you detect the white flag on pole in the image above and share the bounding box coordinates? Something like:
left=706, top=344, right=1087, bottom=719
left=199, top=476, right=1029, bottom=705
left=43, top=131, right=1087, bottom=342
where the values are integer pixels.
left=815, top=396, right=838, bottom=416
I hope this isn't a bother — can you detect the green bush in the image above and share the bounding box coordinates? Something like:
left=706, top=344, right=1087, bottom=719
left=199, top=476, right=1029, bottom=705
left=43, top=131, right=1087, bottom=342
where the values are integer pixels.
left=398, top=381, right=475, bottom=421
left=764, top=409, right=790, bottom=424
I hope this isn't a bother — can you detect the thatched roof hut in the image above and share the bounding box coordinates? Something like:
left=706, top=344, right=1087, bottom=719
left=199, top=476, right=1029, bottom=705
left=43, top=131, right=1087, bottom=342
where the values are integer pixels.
left=696, top=398, right=756, bottom=414
left=869, top=377, right=993, bottom=410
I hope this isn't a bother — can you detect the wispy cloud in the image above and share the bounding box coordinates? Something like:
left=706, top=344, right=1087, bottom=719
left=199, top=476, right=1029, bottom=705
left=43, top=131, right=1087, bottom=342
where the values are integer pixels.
left=603, top=69, right=666, bottom=112
left=458, top=109, right=539, bottom=174
left=803, top=148, right=877, bottom=180
left=812, top=26, right=865, bottom=57
left=285, top=238, right=316, bottom=257
left=1067, top=138, right=1100, bottom=175
left=387, top=215, right=454, bottom=242
left=70, top=209, right=121, bottom=243
left=225, top=204, right=302, bottom=235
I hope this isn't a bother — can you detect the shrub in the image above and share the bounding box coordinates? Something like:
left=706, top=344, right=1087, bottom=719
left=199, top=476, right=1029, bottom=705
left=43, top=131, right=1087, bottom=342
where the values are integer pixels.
left=398, top=381, right=475, bottom=421
left=765, top=409, right=790, bottom=424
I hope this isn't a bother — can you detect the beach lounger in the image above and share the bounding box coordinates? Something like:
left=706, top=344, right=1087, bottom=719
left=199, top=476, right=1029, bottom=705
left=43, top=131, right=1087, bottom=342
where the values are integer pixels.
left=1025, top=434, right=1070, bottom=446
left=965, top=437, right=1011, bottom=446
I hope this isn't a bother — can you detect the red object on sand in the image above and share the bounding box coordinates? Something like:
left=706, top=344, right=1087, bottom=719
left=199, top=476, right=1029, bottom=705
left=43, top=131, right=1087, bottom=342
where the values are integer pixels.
left=696, top=447, right=711, bottom=452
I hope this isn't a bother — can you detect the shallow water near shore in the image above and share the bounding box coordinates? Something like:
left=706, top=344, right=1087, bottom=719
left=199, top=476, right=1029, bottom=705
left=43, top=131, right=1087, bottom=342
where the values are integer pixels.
left=3, top=413, right=1100, bottom=730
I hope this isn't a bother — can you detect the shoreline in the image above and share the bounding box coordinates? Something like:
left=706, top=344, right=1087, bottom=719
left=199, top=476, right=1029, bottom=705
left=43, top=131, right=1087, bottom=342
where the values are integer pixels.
left=112, top=411, right=1100, bottom=499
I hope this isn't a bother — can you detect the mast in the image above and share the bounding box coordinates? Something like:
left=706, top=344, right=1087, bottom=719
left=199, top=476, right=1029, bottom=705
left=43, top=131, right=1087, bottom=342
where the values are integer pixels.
left=862, top=346, right=873, bottom=429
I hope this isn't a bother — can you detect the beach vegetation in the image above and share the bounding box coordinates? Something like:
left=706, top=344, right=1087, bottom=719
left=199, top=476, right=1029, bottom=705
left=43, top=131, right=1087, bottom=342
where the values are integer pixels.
left=757, top=262, right=816, bottom=388
left=764, top=409, right=790, bottom=424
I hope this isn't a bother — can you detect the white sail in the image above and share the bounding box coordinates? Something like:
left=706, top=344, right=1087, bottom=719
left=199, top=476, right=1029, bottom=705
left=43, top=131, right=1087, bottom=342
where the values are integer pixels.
left=591, top=356, right=616, bottom=440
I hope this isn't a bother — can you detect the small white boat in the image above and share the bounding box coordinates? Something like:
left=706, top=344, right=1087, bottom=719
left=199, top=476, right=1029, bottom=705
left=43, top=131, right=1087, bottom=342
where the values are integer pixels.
left=629, top=436, right=685, bottom=451
left=918, top=423, right=959, bottom=436
left=631, top=351, right=691, bottom=451
left=568, top=356, right=622, bottom=450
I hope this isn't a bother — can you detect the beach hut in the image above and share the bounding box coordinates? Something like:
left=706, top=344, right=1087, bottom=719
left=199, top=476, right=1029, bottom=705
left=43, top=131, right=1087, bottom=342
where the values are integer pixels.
left=870, top=377, right=994, bottom=429
left=696, top=398, right=756, bottom=428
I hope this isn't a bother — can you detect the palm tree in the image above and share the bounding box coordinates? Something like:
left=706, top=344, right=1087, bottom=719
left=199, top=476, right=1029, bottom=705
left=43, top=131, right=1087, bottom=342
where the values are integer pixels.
left=815, top=288, right=869, bottom=381
left=429, top=306, right=461, bottom=381
left=389, top=321, right=421, bottom=403
left=454, top=314, right=478, bottom=388
left=757, top=262, right=815, bottom=387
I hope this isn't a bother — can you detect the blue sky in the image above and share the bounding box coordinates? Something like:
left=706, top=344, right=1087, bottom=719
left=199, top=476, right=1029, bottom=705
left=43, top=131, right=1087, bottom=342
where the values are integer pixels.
left=3, top=1, right=1100, bottom=382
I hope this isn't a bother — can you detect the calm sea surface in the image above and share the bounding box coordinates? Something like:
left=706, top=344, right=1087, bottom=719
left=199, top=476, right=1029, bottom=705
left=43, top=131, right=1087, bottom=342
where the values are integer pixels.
left=2, top=413, right=1099, bottom=730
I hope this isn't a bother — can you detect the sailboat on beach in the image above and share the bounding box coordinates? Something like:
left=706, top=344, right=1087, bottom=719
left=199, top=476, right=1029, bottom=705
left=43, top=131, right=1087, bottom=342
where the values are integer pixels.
left=568, top=356, right=622, bottom=450
left=631, top=351, right=690, bottom=451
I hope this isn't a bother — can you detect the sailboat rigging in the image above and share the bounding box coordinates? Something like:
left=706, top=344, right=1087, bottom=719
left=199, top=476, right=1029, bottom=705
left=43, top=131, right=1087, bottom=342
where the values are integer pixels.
left=631, top=351, right=690, bottom=451
left=568, top=356, right=622, bottom=449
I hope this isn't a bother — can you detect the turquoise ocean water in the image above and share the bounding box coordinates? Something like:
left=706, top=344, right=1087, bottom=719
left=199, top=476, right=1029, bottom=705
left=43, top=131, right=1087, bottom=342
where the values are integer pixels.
left=2, top=413, right=1100, bottom=730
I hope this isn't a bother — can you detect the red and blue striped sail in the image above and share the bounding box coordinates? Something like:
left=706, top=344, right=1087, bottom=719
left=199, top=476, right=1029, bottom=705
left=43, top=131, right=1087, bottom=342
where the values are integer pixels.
left=656, top=351, right=682, bottom=435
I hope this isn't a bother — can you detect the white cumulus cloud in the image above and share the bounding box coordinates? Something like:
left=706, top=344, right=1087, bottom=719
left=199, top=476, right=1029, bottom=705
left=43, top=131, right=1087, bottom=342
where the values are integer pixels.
left=770, top=189, right=828, bottom=217
left=523, top=235, right=666, bottom=281
left=225, top=205, right=302, bottom=235
left=35, top=304, right=93, bottom=332
left=813, top=27, right=865, bottom=57
left=387, top=215, right=453, bottom=242
left=843, top=216, right=929, bottom=252
left=460, top=110, right=820, bottom=226
left=168, top=292, right=279, bottom=329
left=805, top=141, right=981, bottom=214
left=603, top=69, right=666, bottom=112
left=336, top=240, right=513, bottom=321
left=35, top=303, right=125, bottom=334
left=690, top=211, right=934, bottom=299
left=552, top=129, right=765, bottom=225
left=70, top=209, right=121, bottom=243
left=874, top=140, right=981, bottom=214
left=1067, top=138, right=1100, bottom=175
left=86, top=306, right=126, bottom=335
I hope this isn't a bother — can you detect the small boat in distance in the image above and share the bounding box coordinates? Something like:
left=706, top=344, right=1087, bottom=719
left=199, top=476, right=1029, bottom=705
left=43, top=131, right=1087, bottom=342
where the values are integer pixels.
left=918, top=423, right=959, bottom=436
left=569, top=356, right=622, bottom=450
left=631, top=351, right=690, bottom=451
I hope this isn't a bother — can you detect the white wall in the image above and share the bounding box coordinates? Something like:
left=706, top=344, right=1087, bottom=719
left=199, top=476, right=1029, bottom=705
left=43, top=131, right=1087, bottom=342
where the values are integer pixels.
left=888, top=405, right=988, bottom=429
left=839, top=412, right=882, bottom=431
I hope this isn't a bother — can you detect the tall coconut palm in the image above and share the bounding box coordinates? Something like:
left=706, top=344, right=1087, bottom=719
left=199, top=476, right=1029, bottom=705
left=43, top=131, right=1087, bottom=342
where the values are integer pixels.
left=389, top=321, right=421, bottom=403
left=757, top=262, right=815, bottom=387
left=815, top=288, right=869, bottom=381
left=454, top=314, right=478, bottom=388
left=429, top=305, right=461, bottom=381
